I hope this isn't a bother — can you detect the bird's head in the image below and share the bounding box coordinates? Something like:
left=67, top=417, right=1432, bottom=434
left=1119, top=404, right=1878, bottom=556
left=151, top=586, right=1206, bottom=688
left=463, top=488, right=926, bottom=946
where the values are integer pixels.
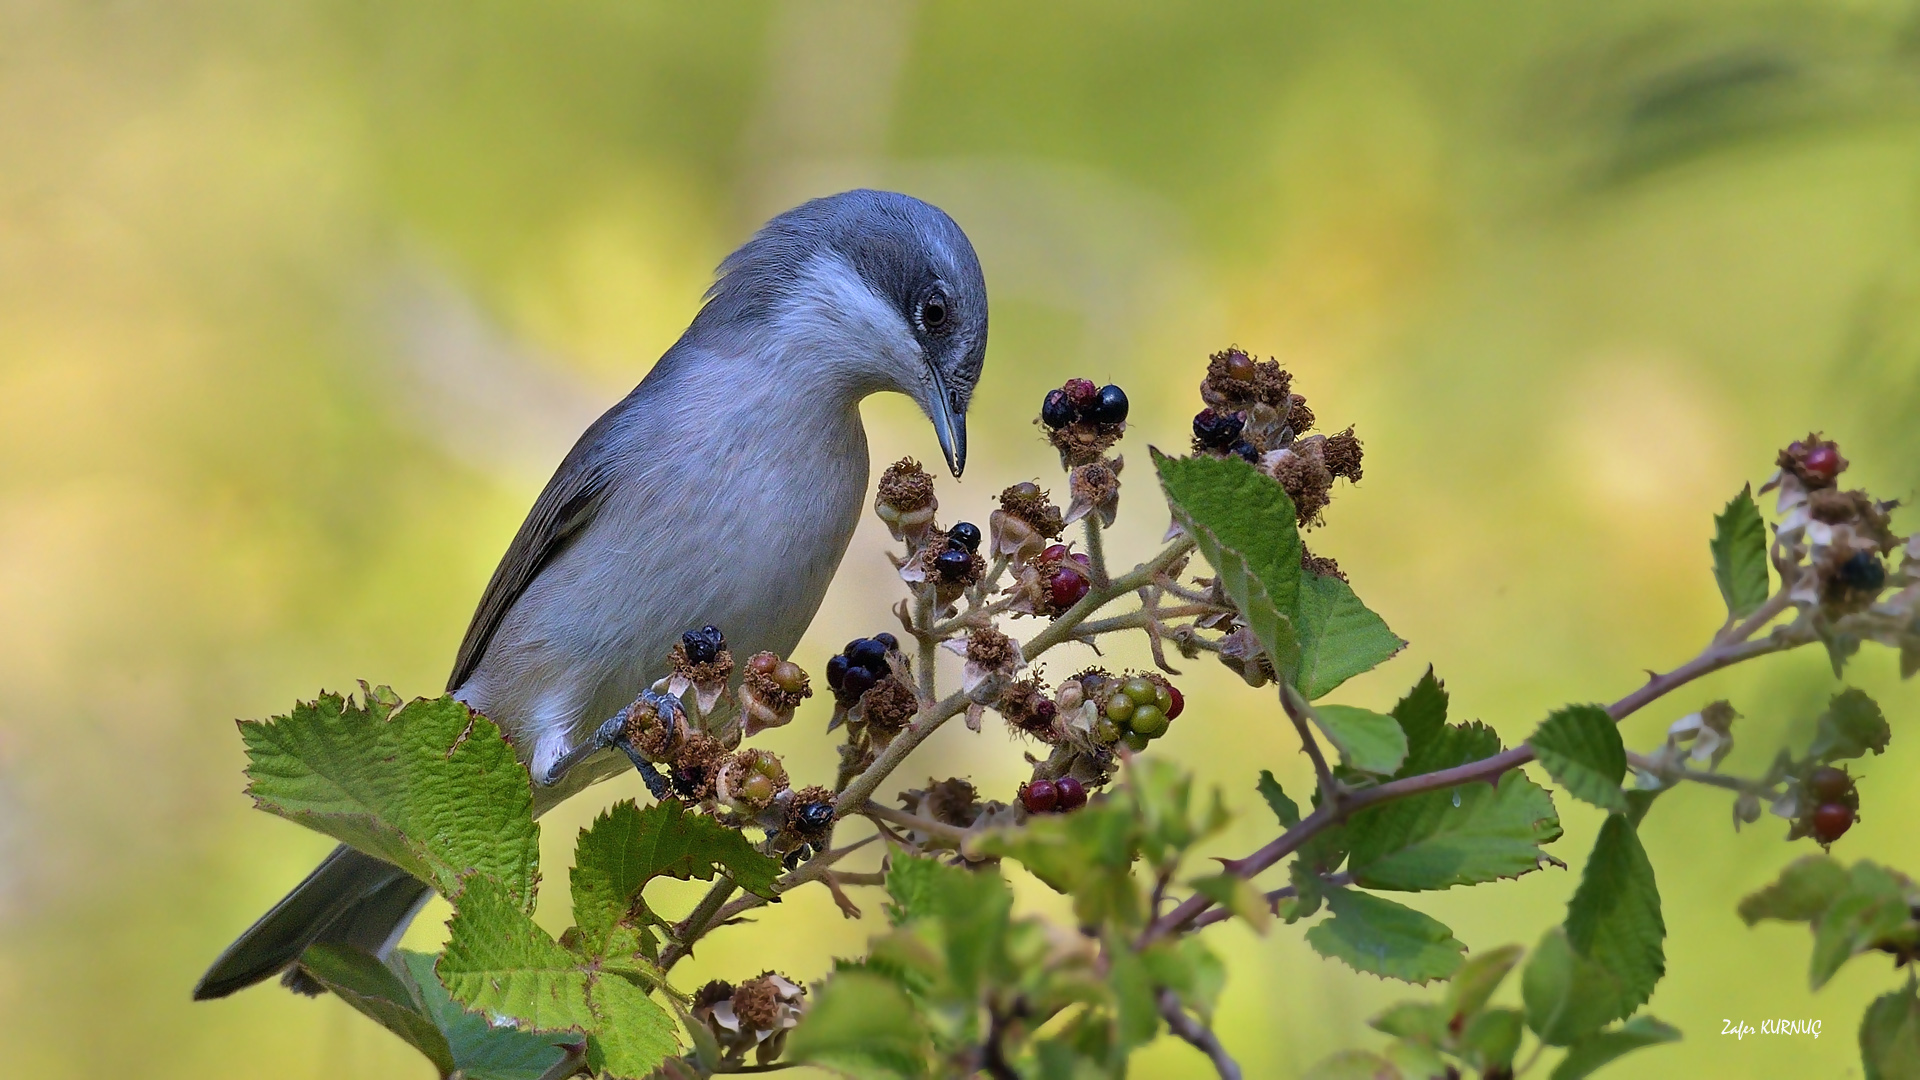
left=700, top=190, right=988, bottom=477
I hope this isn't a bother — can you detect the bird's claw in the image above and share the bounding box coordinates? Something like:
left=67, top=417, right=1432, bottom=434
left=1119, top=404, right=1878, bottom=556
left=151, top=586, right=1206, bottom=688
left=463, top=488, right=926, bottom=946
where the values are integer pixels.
left=538, top=690, right=687, bottom=791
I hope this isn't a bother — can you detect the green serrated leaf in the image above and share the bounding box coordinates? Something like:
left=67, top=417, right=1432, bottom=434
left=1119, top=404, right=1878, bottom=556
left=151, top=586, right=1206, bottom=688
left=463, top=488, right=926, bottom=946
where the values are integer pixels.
left=786, top=971, right=931, bottom=1079
left=1711, top=486, right=1770, bottom=617
left=1808, top=688, right=1892, bottom=762
left=1190, top=872, right=1272, bottom=933
left=1258, top=769, right=1301, bottom=828
left=1550, top=1015, right=1683, bottom=1080
left=1391, top=669, right=1450, bottom=759
left=1306, top=889, right=1466, bottom=984
left=1107, top=944, right=1161, bottom=1051
left=1529, top=705, right=1628, bottom=814
left=585, top=974, right=680, bottom=1080
left=973, top=800, right=1141, bottom=930
left=299, top=945, right=457, bottom=1076
left=1522, top=927, right=1621, bottom=1047
left=395, top=951, right=575, bottom=1080
left=1862, top=983, right=1920, bottom=1080
left=1810, top=862, right=1915, bottom=989
left=1448, top=944, right=1525, bottom=1020
left=1157, top=450, right=1304, bottom=680
left=1295, top=570, right=1406, bottom=699
left=1289, top=857, right=1328, bottom=922
left=439, top=875, right=595, bottom=1033
left=1370, top=1000, right=1449, bottom=1042
left=1564, top=816, right=1665, bottom=1021
left=570, top=799, right=779, bottom=961
left=242, top=693, right=540, bottom=908
left=1347, top=771, right=1562, bottom=891
left=1312, top=704, right=1411, bottom=776
left=1738, top=855, right=1850, bottom=925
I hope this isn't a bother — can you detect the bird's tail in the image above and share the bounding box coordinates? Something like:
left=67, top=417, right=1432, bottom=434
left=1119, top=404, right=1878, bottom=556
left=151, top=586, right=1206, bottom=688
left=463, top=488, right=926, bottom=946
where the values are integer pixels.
left=193, top=844, right=434, bottom=1000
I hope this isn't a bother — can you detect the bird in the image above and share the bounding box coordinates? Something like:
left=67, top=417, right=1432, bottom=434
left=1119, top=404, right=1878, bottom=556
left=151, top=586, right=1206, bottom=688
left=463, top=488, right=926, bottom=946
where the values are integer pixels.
left=195, top=189, right=989, bottom=1000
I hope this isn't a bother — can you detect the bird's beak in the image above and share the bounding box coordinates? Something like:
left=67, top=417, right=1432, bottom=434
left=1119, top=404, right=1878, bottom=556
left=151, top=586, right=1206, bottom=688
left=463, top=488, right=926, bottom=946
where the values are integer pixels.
left=927, top=369, right=967, bottom=477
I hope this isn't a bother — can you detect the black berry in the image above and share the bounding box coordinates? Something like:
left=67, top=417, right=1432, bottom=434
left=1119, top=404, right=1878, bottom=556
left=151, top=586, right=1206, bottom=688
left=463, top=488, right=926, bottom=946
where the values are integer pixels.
left=1054, top=775, right=1088, bottom=811
left=1838, top=551, right=1885, bottom=593
left=935, top=548, right=973, bottom=581
left=796, top=802, right=835, bottom=831
left=683, top=625, right=725, bottom=665
left=947, top=521, right=982, bottom=552
left=1192, top=408, right=1244, bottom=449
left=838, top=665, right=877, bottom=702
left=1228, top=440, right=1259, bottom=463
left=1041, top=389, right=1078, bottom=429
left=848, top=637, right=889, bottom=672
left=825, top=654, right=849, bottom=690
left=1087, top=384, right=1128, bottom=424
left=783, top=844, right=813, bottom=870
left=873, top=632, right=900, bottom=653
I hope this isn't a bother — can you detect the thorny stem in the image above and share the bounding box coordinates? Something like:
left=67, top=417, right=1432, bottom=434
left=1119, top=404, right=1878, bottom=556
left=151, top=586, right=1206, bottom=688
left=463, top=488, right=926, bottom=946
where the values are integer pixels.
left=1188, top=872, right=1354, bottom=931
left=1157, top=988, right=1243, bottom=1080
left=1020, top=536, right=1196, bottom=662
left=660, top=837, right=876, bottom=970
left=1624, top=750, right=1775, bottom=796
left=861, top=799, right=969, bottom=849
left=1140, top=609, right=1809, bottom=944
left=833, top=689, right=973, bottom=818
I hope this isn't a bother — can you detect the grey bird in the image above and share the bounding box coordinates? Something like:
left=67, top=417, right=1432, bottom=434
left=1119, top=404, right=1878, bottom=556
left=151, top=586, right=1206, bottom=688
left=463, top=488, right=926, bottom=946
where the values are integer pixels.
left=195, top=189, right=988, bottom=1000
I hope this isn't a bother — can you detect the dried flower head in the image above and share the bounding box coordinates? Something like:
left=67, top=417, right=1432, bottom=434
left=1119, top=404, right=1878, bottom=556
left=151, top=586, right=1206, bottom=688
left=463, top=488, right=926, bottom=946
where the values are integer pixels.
left=738, top=652, right=812, bottom=738
left=785, top=786, right=836, bottom=842
left=622, top=695, right=684, bottom=763
left=875, top=457, right=939, bottom=546
left=1064, top=457, right=1123, bottom=527
left=944, top=624, right=1023, bottom=695
left=1267, top=435, right=1336, bottom=525
left=668, top=732, right=727, bottom=802
left=857, top=676, right=920, bottom=735
left=668, top=639, right=736, bottom=717
left=715, top=748, right=789, bottom=815
left=995, top=675, right=1060, bottom=740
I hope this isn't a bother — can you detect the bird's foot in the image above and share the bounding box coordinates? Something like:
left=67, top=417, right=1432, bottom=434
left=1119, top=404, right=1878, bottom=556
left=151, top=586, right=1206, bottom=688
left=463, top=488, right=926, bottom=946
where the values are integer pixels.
left=537, top=690, right=685, bottom=798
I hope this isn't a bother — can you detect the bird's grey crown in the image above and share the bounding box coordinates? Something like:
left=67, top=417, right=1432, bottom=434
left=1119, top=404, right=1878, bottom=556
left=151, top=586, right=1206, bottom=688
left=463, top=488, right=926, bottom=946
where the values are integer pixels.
left=694, top=190, right=989, bottom=410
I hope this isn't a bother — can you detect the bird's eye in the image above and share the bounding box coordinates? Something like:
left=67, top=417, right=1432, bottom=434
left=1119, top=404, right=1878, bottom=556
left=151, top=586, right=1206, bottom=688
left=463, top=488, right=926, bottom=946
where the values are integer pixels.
left=917, top=290, right=949, bottom=332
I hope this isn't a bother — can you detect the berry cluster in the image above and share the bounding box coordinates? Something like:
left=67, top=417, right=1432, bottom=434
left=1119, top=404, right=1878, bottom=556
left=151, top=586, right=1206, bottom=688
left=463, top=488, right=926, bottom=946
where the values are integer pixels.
left=1188, top=347, right=1362, bottom=526
left=1007, top=543, right=1093, bottom=617
left=682, top=625, right=726, bottom=665
left=1019, top=775, right=1088, bottom=815
left=825, top=634, right=899, bottom=707
left=1039, top=377, right=1129, bottom=469
left=1766, top=434, right=1904, bottom=618
left=1091, top=672, right=1183, bottom=751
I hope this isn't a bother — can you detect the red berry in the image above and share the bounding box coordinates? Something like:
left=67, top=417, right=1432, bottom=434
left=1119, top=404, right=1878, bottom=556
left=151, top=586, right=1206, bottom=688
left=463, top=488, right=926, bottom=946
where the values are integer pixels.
left=1041, top=544, right=1070, bottom=562
left=1164, top=684, right=1184, bottom=720
left=1068, top=552, right=1091, bottom=567
left=1803, top=445, right=1841, bottom=481
left=1054, top=775, right=1088, bottom=811
left=1806, top=766, right=1852, bottom=803
left=1063, top=378, right=1098, bottom=407
left=1812, top=802, right=1854, bottom=843
left=1049, top=566, right=1091, bottom=609
left=1022, top=779, right=1059, bottom=813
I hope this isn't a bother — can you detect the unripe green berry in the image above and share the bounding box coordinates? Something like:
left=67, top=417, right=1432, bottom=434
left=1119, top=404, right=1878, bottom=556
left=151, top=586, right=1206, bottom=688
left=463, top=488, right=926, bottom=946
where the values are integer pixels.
left=1124, top=732, right=1152, bottom=752
left=1105, top=696, right=1136, bottom=722
left=740, top=774, right=775, bottom=804
left=1128, top=704, right=1167, bottom=737
left=1093, top=718, right=1121, bottom=743
left=1123, top=677, right=1157, bottom=705
left=1153, top=683, right=1173, bottom=713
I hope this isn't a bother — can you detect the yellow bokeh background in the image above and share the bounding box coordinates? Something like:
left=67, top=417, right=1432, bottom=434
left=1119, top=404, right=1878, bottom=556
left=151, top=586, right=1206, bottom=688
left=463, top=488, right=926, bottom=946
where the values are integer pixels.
left=4, top=2, right=1919, bottom=1076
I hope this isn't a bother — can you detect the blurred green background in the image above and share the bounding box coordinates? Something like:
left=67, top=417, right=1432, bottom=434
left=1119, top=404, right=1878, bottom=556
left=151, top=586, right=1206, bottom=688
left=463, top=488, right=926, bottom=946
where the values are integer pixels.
left=5, top=0, right=1920, bottom=1075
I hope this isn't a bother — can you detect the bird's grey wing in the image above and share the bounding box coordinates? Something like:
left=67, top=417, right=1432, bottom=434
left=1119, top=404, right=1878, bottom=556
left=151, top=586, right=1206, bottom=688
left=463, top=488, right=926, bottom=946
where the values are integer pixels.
left=446, top=412, right=625, bottom=693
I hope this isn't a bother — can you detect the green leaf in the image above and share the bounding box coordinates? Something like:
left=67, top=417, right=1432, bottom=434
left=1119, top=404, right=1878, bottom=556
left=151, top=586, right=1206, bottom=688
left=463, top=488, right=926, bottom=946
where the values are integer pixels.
left=1258, top=770, right=1301, bottom=828
left=1294, top=570, right=1406, bottom=699
left=1459, top=1008, right=1526, bottom=1072
left=1346, top=771, right=1562, bottom=891
left=439, top=875, right=595, bottom=1032
left=1157, top=450, right=1304, bottom=679
left=1369, top=1001, right=1449, bottom=1042
left=886, top=855, right=1014, bottom=1000
left=1106, top=944, right=1162, bottom=1051
left=973, top=800, right=1141, bottom=930
left=242, top=692, right=540, bottom=907
left=1529, top=705, right=1628, bottom=814
left=1808, top=689, right=1892, bottom=762
left=1313, top=704, right=1411, bottom=776
left=396, top=951, right=575, bottom=1080
left=1862, top=983, right=1920, bottom=1080
left=1305, top=889, right=1466, bottom=984
left=1522, top=928, right=1622, bottom=1046
left=1564, top=815, right=1666, bottom=1021
left=1550, top=1016, right=1682, bottom=1080
left=1190, top=872, right=1272, bottom=933
left=1390, top=668, right=1450, bottom=759
left=299, top=945, right=457, bottom=1076
left=1711, top=486, right=1769, bottom=618
left=1738, top=855, right=1850, bottom=925
left=570, top=799, right=780, bottom=960
left=584, top=975, right=681, bottom=1080
left=1447, top=943, right=1525, bottom=1019
left=786, top=971, right=931, bottom=1079
left=1810, top=862, right=1916, bottom=989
